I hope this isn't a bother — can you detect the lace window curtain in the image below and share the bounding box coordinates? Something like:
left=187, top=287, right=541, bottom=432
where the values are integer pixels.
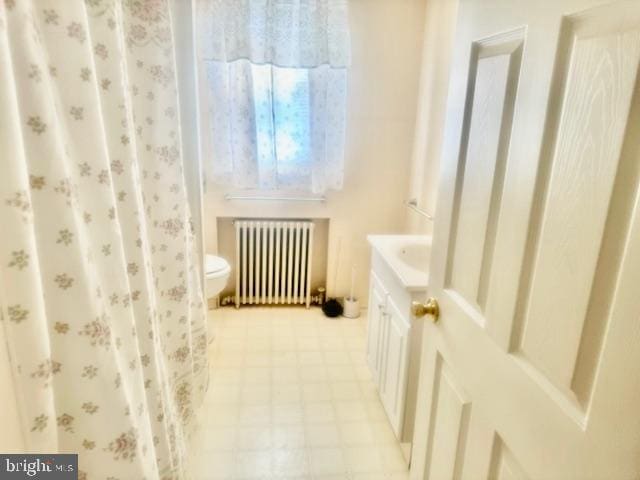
left=196, top=0, right=350, bottom=194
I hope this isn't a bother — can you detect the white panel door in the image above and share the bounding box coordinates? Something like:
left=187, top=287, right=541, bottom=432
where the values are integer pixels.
left=411, top=0, right=640, bottom=478
left=367, top=271, right=387, bottom=384
left=380, top=296, right=411, bottom=437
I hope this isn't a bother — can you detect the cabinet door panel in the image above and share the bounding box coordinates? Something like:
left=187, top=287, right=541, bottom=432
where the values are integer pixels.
left=366, top=271, right=387, bottom=384
left=380, top=296, right=411, bottom=437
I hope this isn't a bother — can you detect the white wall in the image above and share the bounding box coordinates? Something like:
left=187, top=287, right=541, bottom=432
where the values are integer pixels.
left=406, top=0, right=459, bottom=234
left=171, top=0, right=205, bottom=291
left=201, top=0, right=427, bottom=302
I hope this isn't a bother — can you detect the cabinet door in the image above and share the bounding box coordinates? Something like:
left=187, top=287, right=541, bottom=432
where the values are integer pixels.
left=380, top=296, right=410, bottom=438
left=366, top=271, right=387, bottom=384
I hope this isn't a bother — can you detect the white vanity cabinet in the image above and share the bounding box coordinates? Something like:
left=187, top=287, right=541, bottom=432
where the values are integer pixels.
left=366, top=235, right=430, bottom=442
left=366, top=270, right=413, bottom=438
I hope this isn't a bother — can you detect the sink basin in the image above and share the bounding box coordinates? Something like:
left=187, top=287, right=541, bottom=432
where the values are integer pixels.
left=397, top=243, right=430, bottom=270
left=367, top=235, right=431, bottom=290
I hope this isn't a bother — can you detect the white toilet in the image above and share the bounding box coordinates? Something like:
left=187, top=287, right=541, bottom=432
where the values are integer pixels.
left=205, top=254, right=231, bottom=301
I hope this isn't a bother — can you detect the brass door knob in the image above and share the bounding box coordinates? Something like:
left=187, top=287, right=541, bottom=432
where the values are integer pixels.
left=411, top=298, right=439, bottom=322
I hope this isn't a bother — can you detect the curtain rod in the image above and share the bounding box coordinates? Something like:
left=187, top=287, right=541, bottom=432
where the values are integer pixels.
left=224, top=194, right=326, bottom=203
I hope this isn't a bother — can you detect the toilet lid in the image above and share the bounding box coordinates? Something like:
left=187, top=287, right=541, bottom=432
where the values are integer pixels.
left=205, top=255, right=230, bottom=274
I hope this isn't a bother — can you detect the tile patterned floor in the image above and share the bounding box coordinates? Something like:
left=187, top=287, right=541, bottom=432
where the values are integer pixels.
left=192, top=307, right=410, bottom=480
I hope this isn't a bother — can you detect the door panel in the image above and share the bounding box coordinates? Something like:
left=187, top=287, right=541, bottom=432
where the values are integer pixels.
left=412, top=0, right=640, bottom=478
left=447, top=30, right=524, bottom=317
left=511, top=7, right=640, bottom=409
left=380, top=297, right=411, bottom=436
left=367, top=271, right=387, bottom=383
left=422, top=353, right=471, bottom=480
left=487, top=435, right=528, bottom=480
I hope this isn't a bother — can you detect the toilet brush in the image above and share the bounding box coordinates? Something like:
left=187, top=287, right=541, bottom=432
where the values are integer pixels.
left=322, top=237, right=343, bottom=318
left=343, top=265, right=360, bottom=318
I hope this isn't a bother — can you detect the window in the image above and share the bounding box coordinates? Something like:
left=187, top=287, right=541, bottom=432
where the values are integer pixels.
left=196, top=0, right=350, bottom=194
left=204, top=60, right=347, bottom=193
left=252, top=64, right=312, bottom=187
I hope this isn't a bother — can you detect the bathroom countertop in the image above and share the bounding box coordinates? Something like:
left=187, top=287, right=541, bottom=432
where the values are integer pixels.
left=367, top=234, right=431, bottom=291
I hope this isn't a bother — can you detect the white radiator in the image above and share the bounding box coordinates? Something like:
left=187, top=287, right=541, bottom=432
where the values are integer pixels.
left=234, top=220, right=315, bottom=307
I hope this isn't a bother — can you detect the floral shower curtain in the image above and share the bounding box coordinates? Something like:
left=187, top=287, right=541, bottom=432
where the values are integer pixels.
left=0, top=1, right=207, bottom=479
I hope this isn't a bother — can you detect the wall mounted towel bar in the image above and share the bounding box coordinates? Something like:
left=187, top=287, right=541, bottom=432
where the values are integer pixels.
left=405, top=198, right=434, bottom=220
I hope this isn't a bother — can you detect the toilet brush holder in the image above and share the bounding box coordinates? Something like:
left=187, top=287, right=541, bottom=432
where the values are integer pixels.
left=343, top=296, right=360, bottom=318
